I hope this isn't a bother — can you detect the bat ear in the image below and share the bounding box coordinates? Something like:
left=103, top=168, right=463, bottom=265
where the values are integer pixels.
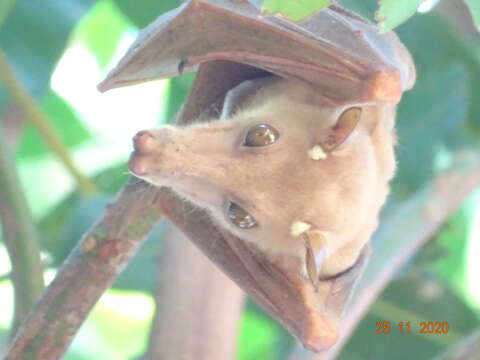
left=322, top=107, right=362, bottom=151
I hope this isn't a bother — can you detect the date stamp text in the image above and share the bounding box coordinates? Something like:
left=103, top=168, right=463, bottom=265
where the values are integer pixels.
left=375, top=321, right=449, bottom=335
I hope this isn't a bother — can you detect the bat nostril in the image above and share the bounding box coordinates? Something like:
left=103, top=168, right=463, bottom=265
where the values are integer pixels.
left=133, top=130, right=156, bottom=154
left=128, top=154, right=150, bottom=176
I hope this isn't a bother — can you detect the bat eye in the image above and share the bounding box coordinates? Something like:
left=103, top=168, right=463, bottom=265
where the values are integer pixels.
left=227, top=202, right=257, bottom=229
left=244, top=124, right=279, bottom=147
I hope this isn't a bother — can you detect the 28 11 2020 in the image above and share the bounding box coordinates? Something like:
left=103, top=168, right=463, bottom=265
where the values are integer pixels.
left=375, top=321, right=449, bottom=334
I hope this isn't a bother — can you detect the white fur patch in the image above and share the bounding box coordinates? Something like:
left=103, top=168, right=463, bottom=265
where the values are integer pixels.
left=308, top=145, right=327, bottom=160
left=290, top=221, right=311, bottom=237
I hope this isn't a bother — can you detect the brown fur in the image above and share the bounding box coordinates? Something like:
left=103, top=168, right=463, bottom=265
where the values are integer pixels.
left=129, top=78, right=396, bottom=277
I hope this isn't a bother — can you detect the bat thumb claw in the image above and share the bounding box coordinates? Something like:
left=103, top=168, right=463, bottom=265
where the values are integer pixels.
left=302, top=315, right=339, bottom=352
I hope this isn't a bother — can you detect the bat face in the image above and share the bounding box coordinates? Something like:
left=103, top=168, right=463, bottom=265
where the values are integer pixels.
left=129, top=78, right=396, bottom=279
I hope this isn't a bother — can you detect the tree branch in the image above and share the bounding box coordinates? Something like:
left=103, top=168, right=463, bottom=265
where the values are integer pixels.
left=144, top=223, right=245, bottom=360
left=4, top=179, right=161, bottom=359
left=434, top=329, right=480, bottom=360
left=0, top=130, right=45, bottom=333
left=287, top=151, right=480, bottom=360
left=0, top=50, right=97, bottom=195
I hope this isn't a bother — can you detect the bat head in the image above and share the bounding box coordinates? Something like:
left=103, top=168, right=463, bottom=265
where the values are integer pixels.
left=128, top=78, right=394, bottom=279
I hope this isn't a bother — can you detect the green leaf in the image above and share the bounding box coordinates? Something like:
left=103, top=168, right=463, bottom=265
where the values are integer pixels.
left=113, top=0, right=180, bottom=28
left=393, top=63, right=468, bottom=197
left=339, top=0, right=377, bottom=21
left=431, top=203, right=476, bottom=299
left=0, top=0, right=96, bottom=98
left=465, top=0, right=480, bottom=30
left=237, top=310, right=282, bottom=360
left=376, top=0, right=424, bottom=32
left=75, top=0, right=132, bottom=69
left=165, top=74, right=195, bottom=123
left=17, top=90, right=91, bottom=158
left=262, top=0, right=332, bottom=21
left=388, top=13, right=480, bottom=198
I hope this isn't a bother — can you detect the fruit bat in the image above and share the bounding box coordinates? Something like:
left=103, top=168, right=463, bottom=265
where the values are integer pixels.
left=99, top=0, right=415, bottom=352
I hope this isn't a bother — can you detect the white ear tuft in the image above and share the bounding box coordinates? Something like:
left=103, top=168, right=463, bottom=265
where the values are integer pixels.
left=308, top=145, right=327, bottom=160
left=290, top=221, right=311, bottom=237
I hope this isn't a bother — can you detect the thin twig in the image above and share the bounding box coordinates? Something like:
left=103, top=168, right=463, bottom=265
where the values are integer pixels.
left=144, top=223, right=245, bottom=360
left=287, top=151, right=480, bottom=360
left=0, top=50, right=97, bottom=195
left=4, top=179, right=162, bottom=360
left=0, top=130, right=45, bottom=334
left=0, top=257, right=51, bottom=285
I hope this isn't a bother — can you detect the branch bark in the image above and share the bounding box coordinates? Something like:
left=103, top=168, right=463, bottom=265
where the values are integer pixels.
left=5, top=179, right=162, bottom=360
left=287, top=151, right=480, bottom=360
left=144, top=223, right=245, bottom=360
left=0, top=130, right=44, bottom=333
left=434, top=329, right=480, bottom=360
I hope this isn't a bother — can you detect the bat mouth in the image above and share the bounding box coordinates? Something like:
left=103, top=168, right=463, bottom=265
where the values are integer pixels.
left=318, top=260, right=356, bottom=282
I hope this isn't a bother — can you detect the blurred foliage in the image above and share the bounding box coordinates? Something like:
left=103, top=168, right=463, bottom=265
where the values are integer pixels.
left=465, top=0, right=480, bottom=29
left=18, top=90, right=91, bottom=158
left=340, top=206, right=478, bottom=359
left=76, top=0, right=131, bottom=69
left=0, top=0, right=95, bottom=99
left=262, top=0, right=332, bottom=21
left=114, top=0, right=181, bottom=28
left=0, top=0, right=479, bottom=359
left=393, top=17, right=480, bottom=197
left=376, top=0, right=425, bottom=32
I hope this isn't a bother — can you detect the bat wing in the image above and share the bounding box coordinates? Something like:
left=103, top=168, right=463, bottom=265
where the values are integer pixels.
left=157, top=187, right=371, bottom=351
left=98, top=0, right=415, bottom=105
left=100, top=0, right=414, bottom=351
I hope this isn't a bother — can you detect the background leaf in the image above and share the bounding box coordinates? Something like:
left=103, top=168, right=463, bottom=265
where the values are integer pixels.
left=390, top=12, right=480, bottom=198
left=0, top=0, right=96, bottom=98
left=262, top=0, right=332, bottom=21
left=464, top=0, right=480, bottom=30
left=376, top=0, right=425, bottom=32
left=113, top=0, right=180, bottom=28
left=342, top=274, right=478, bottom=359
left=17, top=90, right=91, bottom=158
left=76, top=0, right=132, bottom=69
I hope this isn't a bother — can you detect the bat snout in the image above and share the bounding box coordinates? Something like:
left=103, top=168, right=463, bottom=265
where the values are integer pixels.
left=128, top=153, right=150, bottom=176
left=128, top=127, right=181, bottom=179
left=129, top=129, right=162, bottom=177
left=133, top=130, right=156, bottom=154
